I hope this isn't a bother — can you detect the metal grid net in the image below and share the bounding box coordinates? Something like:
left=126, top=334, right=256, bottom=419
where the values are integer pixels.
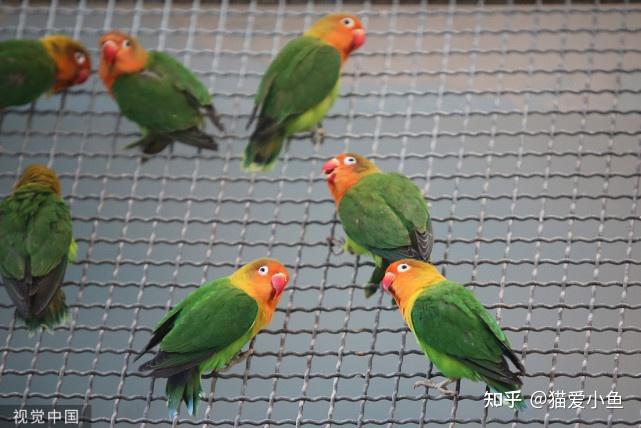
left=0, top=1, right=640, bottom=427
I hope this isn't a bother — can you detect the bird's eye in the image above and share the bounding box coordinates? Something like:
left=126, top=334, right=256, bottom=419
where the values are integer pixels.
left=398, top=264, right=410, bottom=272
left=342, top=17, right=355, bottom=28
left=343, top=156, right=356, bottom=165
left=258, top=266, right=269, bottom=276
left=74, top=51, right=86, bottom=65
left=123, top=39, right=132, bottom=48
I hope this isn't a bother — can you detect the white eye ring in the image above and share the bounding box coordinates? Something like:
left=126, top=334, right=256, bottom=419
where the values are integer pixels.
left=74, top=51, right=86, bottom=65
left=343, top=156, right=356, bottom=165
left=342, top=17, right=355, bottom=28
left=123, top=39, right=132, bottom=48
left=398, top=264, right=410, bottom=272
left=258, top=266, right=269, bottom=276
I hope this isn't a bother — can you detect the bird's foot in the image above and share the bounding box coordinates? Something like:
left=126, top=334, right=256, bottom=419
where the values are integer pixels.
left=326, top=236, right=345, bottom=256
left=312, top=126, right=325, bottom=146
left=220, top=349, right=253, bottom=372
left=413, top=379, right=457, bottom=397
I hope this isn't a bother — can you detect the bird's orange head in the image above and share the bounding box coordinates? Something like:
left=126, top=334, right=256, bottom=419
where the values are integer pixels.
left=15, top=164, right=62, bottom=196
left=230, top=258, right=290, bottom=309
left=381, top=259, right=445, bottom=307
left=41, top=35, right=91, bottom=92
left=305, top=13, right=366, bottom=62
left=98, top=31, right=148, bottom=91
left=323, top=153, right=379, bottom=205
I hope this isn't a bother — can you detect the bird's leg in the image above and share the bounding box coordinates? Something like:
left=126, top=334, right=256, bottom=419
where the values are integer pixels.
left=326, top=236, right=345, bottom=256
left=413, top=378, right=457, bottom=396
left=312, top=122, right=325, bottom=146
left=219, top=349, right=254, bottom=373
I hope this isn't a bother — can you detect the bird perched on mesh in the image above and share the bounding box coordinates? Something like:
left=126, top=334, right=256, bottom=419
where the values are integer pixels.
left=0, top=164, right=77, bottom=333
left=324, top=153, right=433, bottom=297
left=98, top=31, right=224, bottom=159
left=0, top=35, right=90, bottom=109
left=136, top=258, right=290, bottom=417
left=381, top=259, right=526, bottom=407
left=243, top=13, right=366, bottom=172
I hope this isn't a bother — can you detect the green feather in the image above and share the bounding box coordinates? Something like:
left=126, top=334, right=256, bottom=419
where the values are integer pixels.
left=138, top=277, right=259, bottom=416
left=410, top=280, right=525, bottom=405
left=0, top=184, right=74, bottom=332
left=111, top=51, right=219, bottom=154
left=243, top=36, right=341, bottom=171
left=0, top=39, right=56, bottom=109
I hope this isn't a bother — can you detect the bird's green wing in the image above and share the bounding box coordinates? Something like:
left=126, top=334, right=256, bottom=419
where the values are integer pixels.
left=137, top=278, right=258, bottom=374
left=338, top=173, right=432, bottom=261
left=149, top=51, right=212, bottom=106
left=0, top=187, right=72, bottom=316
left=111, top=52, right=205, bottom=133
left=0, top=39, right=56, bottom=108
left=411, top=280, right=523, bottom=387
left=249, top=36, right=341, bottom=129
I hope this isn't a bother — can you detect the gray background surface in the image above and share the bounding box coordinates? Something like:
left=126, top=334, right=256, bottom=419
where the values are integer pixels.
left=0, top=1, right=640, bottom=427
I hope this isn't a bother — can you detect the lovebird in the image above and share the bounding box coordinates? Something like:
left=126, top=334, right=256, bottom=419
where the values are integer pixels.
left=323, top=153, right=433, bottom=297
left=381, top=259, right=526, bottom=407
left=243, top=13, right=366, bottom=171
left=0, top=165, right=76, bottom=332
left=136, top=258, right=290, bottom=417
left=98, top=31, right=224, bottom=158
left=0, top=35, right=90, bottom=109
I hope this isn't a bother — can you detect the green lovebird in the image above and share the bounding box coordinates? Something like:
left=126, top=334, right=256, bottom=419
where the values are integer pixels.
left=323, top=153, right=433, bottom=297
left=382, top=259, right=526, bottom=408
left=243, top=13, right=366, bottom=172
left=98, top=31, right=224, bottom=158
left=0, top=165, right=77, bottom=332
left=0, top=35, right=90, bottom=109
left=136, top=258, right=290, bottom=417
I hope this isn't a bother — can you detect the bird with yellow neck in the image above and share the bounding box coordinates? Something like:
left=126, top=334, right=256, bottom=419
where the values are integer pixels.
left=381, top=259, right=526, bottom=408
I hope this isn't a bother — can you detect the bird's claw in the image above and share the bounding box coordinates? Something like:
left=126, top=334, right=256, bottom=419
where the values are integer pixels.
left=413, top=379, right=457, bottom=397
left=220, top=349, right=253, bottom=372
left=326, top=237, right=345, bottom=256
left=312, top=126, right=325, bottom=146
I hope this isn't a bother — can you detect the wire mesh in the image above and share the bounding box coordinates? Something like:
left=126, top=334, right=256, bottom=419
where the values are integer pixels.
left=0, top=1, right=640, bottom=427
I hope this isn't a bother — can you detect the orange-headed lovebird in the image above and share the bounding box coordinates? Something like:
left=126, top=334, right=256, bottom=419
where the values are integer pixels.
left=324, top=153, right=433, bottom=297
left=99, top=31, right=224, bottom=158
left=243, top=14, right=366, bottom=171
left=0, top=35, right=90, bottom=109
left=381, top=259, right=525, bottom=407
left=137, top=258, right=290, bottom=417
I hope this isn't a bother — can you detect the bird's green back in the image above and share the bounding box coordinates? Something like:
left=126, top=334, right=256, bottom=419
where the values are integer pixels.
left=0, top=39, right=56, bottom=108
left=338, top=172, right=430, bottom=260
left=252, top=36, right=341, bottom=129
left=111, top=51, right=209, bottom=133
left=158, top=277, right=259, bottom=355
left=0, top=185, right=72, bottom=280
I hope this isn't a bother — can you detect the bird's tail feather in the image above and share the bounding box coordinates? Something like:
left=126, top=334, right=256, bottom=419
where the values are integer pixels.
left=170, top=127, right=218, bottom=151
left=166, top=367, right=202, bottom=417
left=242, top=126, right=285, bottom=172
left=19, top=288, right=68, bottom=333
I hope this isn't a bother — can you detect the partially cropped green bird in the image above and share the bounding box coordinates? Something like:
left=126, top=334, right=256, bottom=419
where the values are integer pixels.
left=243, top=13, right=366, bottom=171
left=0, top=35, right=90, bottom=109
left=382, top=259, right=526, bottom=408
left=137, top=258, right=290, bottom=417
left=98, top=31, right=224, bottom=158
left=324, top=153, right=433, bottom=296
left=0, top=165, right=77, bottom=332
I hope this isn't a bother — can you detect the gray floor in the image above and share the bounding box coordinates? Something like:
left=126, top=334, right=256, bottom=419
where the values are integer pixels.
left=0, top=1, right=640, bottom=427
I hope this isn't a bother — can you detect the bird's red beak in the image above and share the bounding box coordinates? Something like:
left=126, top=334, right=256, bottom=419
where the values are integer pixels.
left=74, top=68, right=90, bottom=84
left=102, top=40, right=119, bottom=65
left=323, top=158, right=340, bottom=183
left=271, top=272, right=289, bottom=296
left=381, top=272, right=395, bottom=292
left=351, top=29, right=366, bottom=51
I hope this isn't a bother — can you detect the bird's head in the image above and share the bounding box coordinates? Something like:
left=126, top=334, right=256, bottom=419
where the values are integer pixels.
left=41, top=35, right=91, bottom=92
left=323, top=152, right=379, bottom=204
left=98, top=31, right=148, bottom=90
